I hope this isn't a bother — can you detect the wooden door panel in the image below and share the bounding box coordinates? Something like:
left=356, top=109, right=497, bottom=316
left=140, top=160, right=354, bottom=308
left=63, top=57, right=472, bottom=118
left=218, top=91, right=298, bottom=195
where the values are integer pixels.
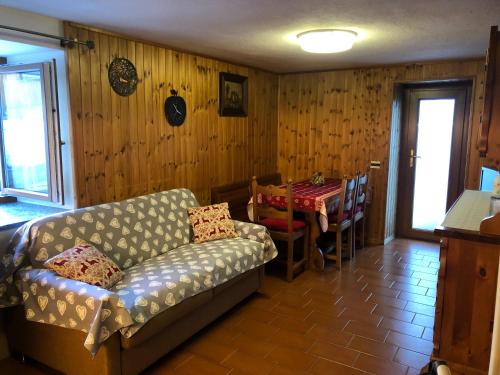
left=439, top=238, right=497, bottom=371
left=397, top=83, right=472, bottom=241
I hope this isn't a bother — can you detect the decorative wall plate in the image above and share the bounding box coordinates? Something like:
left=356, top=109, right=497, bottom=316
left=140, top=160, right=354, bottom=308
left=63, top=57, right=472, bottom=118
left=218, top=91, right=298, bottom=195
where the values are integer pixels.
left=108, top=57, right=138, bottom=96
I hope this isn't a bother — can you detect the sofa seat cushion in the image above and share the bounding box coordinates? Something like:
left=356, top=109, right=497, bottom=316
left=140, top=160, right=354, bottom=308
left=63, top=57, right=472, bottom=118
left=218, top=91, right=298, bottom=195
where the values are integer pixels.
left=113, top=237, right=266, bottom=339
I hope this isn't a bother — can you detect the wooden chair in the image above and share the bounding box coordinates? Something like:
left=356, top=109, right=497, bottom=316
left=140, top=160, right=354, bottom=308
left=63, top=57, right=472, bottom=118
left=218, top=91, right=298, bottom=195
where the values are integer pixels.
left=325, top=176, right=358, bottom=270
left=251, top=176, right=309, bottom=281
left=353, top=171, right=368, bottom=254
left=210, top=173, right=281, bottom=221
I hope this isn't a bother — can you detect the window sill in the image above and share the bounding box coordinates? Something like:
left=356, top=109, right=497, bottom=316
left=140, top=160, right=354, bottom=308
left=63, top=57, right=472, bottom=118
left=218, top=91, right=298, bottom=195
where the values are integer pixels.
left=0, top=202, right=67, bottom=231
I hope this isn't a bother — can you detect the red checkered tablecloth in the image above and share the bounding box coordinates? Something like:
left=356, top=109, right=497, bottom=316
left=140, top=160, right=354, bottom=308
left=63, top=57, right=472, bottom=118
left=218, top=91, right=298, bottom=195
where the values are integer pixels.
left=248, top=178, right=342, bottom=232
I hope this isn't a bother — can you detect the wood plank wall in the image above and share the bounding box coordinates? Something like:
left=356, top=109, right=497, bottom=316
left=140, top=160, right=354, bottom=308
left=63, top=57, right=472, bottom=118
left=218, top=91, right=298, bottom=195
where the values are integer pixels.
left=64, top=22, right=278, bottom=207
left=277, top=60, right=485, bottom=244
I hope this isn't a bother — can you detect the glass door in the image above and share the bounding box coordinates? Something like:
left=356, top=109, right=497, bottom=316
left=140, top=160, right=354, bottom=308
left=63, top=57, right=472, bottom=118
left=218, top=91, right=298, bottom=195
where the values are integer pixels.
left=397, top=84, right=471, bottom=240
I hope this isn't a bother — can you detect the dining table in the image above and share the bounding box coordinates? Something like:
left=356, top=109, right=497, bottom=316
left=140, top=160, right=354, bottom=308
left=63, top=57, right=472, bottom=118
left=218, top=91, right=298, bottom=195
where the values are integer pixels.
left=248, top=177, right=343, bottom=271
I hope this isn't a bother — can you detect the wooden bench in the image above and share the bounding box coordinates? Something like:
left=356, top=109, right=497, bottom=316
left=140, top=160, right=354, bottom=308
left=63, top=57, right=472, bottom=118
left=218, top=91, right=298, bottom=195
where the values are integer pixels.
left=210, top=173, right=281, bottom=221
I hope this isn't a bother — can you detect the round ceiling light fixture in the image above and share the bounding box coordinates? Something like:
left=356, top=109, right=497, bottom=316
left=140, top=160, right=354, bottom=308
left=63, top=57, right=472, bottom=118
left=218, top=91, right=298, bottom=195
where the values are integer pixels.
left=297, top=29, right=358, bottom=53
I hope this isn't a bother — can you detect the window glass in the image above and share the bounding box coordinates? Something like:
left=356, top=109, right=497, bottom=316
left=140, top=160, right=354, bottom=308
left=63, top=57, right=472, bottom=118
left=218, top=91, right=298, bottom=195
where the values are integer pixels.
left=1, top=69, right=49, bottom=194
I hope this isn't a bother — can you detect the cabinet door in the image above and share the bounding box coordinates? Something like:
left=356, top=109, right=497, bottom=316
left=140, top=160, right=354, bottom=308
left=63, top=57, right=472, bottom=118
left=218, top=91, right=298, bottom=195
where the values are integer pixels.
left=439, top=238, right=498, bottom=371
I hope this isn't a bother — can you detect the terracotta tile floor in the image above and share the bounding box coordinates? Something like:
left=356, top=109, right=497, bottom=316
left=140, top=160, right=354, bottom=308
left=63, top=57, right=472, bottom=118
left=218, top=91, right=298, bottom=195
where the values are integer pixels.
left=143, top=238, right=438, bottom=375
left=3, top=238, right=439, bottom=375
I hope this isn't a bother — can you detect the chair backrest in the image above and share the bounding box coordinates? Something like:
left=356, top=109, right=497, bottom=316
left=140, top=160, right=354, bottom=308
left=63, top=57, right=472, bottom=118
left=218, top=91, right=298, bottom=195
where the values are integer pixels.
left=335, top=175, right=358, bottom=224
left=251, top=176, right=293, bottom=233
left=356, top=171, right=368, bottom=213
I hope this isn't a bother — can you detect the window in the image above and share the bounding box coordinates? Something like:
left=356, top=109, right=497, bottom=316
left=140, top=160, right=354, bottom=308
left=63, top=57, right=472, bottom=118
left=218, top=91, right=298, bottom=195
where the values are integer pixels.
left=0, top=62, right=63, bottom=203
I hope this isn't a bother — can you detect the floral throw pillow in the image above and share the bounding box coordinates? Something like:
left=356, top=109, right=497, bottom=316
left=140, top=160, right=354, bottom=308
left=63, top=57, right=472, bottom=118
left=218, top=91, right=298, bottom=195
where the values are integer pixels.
left=44, top=243, right=124, bottom=289
left=187, top=202, right=238, bottom=244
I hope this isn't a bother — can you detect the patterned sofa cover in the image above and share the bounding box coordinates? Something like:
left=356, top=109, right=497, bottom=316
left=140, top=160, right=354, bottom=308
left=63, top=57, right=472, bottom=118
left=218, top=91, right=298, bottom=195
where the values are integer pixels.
left=0, top=189, right=277, bottom=360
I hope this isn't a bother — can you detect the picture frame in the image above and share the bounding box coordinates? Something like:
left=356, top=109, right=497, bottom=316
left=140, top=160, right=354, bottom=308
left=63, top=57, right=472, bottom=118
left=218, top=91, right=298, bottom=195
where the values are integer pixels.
left=219, top=72, right=248, bottom=117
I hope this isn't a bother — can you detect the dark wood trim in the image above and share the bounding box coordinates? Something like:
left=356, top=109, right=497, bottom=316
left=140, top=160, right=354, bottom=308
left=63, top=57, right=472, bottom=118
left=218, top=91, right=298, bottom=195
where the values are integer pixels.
left=434, top=226, right=500, bottom=245
left=479, top=26, right=498, bottom=156
left=397, top=82, right=472, bottom=241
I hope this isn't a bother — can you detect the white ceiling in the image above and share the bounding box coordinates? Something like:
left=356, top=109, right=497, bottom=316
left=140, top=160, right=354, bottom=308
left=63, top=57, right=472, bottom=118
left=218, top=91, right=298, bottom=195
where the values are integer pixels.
left=0, top=0, right=499, bottom=73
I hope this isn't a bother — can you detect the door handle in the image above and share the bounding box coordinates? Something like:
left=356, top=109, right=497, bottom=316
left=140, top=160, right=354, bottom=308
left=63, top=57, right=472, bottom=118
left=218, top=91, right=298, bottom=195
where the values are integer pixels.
left=409, top=149, right=421, bottom=168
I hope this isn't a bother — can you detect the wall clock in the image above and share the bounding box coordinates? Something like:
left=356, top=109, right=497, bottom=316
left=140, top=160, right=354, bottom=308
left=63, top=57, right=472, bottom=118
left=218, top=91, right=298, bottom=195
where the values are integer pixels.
left=165, top=90, right=187, bottom=126
left=108, top=57, right=138, bottom=96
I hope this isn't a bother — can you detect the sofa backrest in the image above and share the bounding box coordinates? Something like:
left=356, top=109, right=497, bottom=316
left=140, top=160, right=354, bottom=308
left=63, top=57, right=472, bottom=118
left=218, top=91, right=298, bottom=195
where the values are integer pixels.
left=26, top=189, right=199, bottom=269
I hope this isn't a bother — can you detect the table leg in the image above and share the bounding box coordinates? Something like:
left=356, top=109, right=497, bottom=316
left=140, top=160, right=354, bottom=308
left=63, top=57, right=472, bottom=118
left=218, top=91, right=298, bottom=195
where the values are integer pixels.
left=306, top=212, right=325, bottom=271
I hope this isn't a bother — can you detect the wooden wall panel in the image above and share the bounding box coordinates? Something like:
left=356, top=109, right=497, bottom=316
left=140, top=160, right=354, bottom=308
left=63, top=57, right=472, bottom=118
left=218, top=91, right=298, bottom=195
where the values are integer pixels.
left=65, top=23, right=279, bottom=207
left=278, top=60, right=485, bottom=244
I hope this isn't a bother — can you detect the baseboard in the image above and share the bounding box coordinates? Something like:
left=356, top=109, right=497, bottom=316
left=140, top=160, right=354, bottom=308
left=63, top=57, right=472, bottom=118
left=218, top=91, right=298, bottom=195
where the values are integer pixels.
left=384, top=235, right=395, bottom=245
left=366, top=238, right=385, bottom=246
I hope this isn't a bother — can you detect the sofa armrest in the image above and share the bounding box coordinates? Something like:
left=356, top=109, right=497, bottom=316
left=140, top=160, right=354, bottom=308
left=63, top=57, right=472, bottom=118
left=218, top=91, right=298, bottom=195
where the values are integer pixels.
left=17, top=268, right=133, bottom=355
left=232, top=220, right=278, bottom=262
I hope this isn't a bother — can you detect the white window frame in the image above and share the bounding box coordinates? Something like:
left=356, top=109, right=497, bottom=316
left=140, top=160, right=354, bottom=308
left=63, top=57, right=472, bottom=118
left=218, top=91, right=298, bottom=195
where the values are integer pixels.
left=0, top=61, right=63, bottom=204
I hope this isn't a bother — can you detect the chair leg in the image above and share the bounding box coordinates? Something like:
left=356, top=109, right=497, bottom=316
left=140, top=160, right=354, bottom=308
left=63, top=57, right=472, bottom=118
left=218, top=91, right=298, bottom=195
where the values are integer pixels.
left=348, top=225, right=353, bottom=260
left=360, top=218, right=365, bottom=249
left=304, top=226, right=310, bottom=267
left=286, top=239, right=294, bottom=282
left=335, top=229, right=342, bottom=271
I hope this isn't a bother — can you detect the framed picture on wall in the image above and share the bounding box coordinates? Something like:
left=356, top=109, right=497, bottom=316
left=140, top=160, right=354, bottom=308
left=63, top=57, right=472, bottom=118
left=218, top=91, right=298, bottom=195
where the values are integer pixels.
left=219, top=72, right=248, bottom=117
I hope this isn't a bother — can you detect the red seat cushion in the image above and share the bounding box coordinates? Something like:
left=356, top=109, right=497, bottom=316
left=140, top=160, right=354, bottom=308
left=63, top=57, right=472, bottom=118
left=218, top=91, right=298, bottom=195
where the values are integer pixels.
left=328, top=210, right=350, bottom=223
left=259, top=218, right=306, bottom=232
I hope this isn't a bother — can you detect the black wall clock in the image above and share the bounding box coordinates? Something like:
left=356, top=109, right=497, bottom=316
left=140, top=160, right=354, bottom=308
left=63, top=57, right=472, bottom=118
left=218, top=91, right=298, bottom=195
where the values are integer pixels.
left=108, top=57, right=138, bottom=96
left=165, top=90, right=186, bottom=126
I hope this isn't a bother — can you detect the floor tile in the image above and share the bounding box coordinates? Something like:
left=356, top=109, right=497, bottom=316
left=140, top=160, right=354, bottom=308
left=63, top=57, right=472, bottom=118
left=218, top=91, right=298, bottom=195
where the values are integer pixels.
left=266, top=345, right=317, bottom=372
left=343, top=320, right=390, bottom=342
left=394, top=347, right=430, bottom=369
left=310, top=358, right=367, bottom=375
left=398, top=291, right=436, bottom=307
left=309, top=340, right=360, bottom=366
left=373, top=304, right=415, bottom=323
left=222, top=349, right=274, bottom=375
left=347, top=335, right=398, bottom=360
left=354, top=353, right=408, bottom=375
left=404, top=301, right=435, bottom=317
left=379, top=317, right=425, bottom=338
left=393, top=282, right=428, bottom=296
left=267, top=327, right=315, bottom=351
left=231, top=332, right=277, bottom=358
left=386, top=331, right=434, bottom=355
left=5, top=239, right=439, bottom=375
left=422, top=327, right=433, bottom=341
left=417, top=279, right=437, bottom=289
left=185, top=338, right=237, bottom=363
left=176, top=354, right=231, bottom=375
left=412, top=313, right=435, bottom=328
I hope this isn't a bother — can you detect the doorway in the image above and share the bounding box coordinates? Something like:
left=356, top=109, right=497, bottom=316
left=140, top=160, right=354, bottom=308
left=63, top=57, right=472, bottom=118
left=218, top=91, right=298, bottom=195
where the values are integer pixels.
left=397, top=82, right=472, bottom=241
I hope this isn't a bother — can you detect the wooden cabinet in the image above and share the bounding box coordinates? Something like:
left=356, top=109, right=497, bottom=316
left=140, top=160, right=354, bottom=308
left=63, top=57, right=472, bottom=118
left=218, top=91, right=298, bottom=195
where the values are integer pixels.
left=480, top=26, right=500, bottom=167
left=434, top=191, right=500, bottom=374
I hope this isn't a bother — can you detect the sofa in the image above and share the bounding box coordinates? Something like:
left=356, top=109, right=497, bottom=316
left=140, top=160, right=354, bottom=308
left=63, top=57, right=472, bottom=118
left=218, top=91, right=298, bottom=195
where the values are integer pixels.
left=0, top=188, right=277, bottom=375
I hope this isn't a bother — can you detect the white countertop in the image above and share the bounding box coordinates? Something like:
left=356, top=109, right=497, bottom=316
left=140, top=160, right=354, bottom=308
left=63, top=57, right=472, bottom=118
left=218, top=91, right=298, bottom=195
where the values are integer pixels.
left=440, top=190, right=494, bottom=232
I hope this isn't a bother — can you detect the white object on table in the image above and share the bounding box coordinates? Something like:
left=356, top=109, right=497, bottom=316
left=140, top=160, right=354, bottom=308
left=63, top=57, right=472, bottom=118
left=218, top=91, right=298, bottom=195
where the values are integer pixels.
left=494, top=175, right=500, bottom=196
